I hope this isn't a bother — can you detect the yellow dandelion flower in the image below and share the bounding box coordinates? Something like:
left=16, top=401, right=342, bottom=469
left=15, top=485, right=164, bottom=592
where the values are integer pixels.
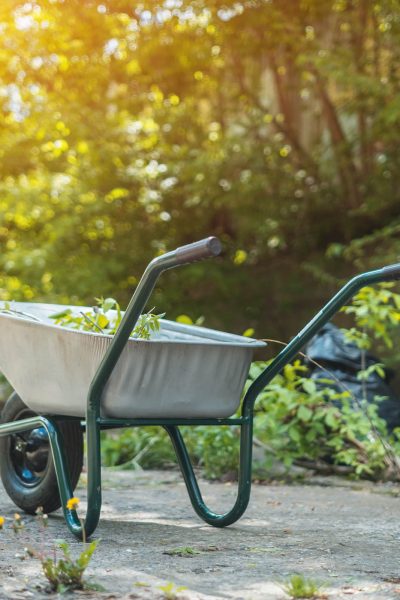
left=0, top=516, right=5, bottom=529
left=66, top=497, right=80, bottom=511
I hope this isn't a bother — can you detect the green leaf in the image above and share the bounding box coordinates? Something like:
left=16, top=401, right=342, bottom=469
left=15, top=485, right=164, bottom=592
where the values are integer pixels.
left=97, top=314, right=109, bottom=329
left=288, top=427, right=301, bottom=442
left=325, top=410, right=339, bottom=429
left=243, top=328, right=255, bottom=337
left=297, top=405, right=313, bottom=422
left=50, top=309, right=72, bottom=319
left=302, top=379, right=317, bottom=395
left=176, top=314, right=193, bottom=325
left=102, top=298, right=117, bottom=312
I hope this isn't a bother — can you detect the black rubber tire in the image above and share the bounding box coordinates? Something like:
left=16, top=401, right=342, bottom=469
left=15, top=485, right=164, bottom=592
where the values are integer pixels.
left=0, top=392, right=83, bottom=514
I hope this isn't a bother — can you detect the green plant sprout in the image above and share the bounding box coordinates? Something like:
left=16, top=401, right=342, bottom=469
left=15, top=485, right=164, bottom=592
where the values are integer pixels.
left=282, top=574, right=325, bottom=599
left=50, top=296, right=164, bottom=340
left=40, top=539, right=100, bottom=593
left=158, top=581, right=188, bottom=599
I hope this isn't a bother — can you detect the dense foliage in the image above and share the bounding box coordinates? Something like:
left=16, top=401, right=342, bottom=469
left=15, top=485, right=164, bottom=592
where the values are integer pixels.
left=1, top=1, right=400, bottom=337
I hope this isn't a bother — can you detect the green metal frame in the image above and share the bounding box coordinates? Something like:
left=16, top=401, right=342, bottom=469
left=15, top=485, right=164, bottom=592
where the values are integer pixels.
left=1, top=241, right=400, bottom=539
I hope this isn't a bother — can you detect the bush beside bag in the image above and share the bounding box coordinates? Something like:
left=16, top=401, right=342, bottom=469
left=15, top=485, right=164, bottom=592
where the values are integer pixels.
left=305, top=323, right=400, bottom=432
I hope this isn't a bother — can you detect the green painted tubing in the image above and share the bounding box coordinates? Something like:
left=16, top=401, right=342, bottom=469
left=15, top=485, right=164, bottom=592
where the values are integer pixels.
left=242, top=266, right=400, bottom=416
left=82, top=406, right=102, bottom=539
left=165, top=421, right=253, bottom=526
left=98, top=417, right=246, bottom=429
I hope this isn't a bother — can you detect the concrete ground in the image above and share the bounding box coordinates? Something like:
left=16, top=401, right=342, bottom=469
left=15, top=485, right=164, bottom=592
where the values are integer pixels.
left=1, top=469, right=400, bottom=599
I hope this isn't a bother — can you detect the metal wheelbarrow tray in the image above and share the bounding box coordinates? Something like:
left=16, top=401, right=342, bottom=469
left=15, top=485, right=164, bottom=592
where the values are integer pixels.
left=0, top=302, right=263, bottom=419
left=0, top=236, right=400, bottom=539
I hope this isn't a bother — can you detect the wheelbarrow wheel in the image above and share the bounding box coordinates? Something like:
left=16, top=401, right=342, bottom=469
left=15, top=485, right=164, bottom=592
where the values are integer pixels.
left=0, top=392, right=83, bottom=515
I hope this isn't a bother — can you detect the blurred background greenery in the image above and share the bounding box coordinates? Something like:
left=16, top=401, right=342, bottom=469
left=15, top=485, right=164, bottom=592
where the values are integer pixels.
left=1, top=0, right=400, bottom=340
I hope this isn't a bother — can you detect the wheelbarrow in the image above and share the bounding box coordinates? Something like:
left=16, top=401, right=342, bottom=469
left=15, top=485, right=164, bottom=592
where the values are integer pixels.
left=0, top=236, right=399, bottom=539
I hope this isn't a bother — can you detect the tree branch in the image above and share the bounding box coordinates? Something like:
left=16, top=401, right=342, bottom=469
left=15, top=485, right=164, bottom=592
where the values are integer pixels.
left=314, top=72, right=361, bottom=209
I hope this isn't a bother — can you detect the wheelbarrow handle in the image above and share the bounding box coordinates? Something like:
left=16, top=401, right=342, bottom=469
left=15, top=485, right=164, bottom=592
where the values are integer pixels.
left=149, top=236, right=222, bottom=272
left=175, top=237, right=222, bottom=265
left=380, top=263, right=400, bottom=281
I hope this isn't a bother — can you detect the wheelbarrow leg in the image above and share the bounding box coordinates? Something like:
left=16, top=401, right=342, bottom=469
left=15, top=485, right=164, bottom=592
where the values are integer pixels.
left=164, top=419, right=253, bottom=527
left=60, top=406, right=102, bottom=540
left=50, top=416, right=102, bottom=540
left=0, top=415, right=99, bottom=539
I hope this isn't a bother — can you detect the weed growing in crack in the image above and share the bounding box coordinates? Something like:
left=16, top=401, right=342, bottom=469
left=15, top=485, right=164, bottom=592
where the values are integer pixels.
left=0, top=499, right=101, bottom=594
left=282, top=574, right=326, bottom=599
left=158, top=581, right=188, bottom=599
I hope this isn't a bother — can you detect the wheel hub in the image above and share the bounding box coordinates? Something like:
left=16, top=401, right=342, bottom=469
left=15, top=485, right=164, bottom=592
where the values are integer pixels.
left=10, top=426, right=50, bottom=485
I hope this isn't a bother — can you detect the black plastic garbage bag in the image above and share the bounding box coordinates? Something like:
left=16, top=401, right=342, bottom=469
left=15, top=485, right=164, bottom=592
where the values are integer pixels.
left=305, top=323, right=400, bottom=432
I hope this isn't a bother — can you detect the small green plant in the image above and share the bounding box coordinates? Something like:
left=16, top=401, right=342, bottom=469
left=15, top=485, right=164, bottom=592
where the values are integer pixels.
left=282, top=574, right=324, bottom=599
left=158, top=581, right=188, bottom=599
left=0, top=501, right=100, bottom=594
left=163, top=546, right=202, bottom=557
left=40, top=539, right=99, bottom=593
left=33, top=498, right=102, bottom=593
left=51, top=296, right=164, bottom=340
left=12, top=512, right=24, bottom=534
